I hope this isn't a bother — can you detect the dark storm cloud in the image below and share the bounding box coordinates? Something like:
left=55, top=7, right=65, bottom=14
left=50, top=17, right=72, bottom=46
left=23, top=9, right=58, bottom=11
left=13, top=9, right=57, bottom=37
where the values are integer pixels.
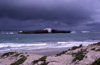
left=0, top=0, right=91, bottom=20
left=0, top=0, right=99, bottom=31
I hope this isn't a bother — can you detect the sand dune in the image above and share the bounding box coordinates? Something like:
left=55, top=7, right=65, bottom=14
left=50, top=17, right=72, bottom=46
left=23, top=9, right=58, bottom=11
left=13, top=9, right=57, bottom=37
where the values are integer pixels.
left=0, top=42, right=100, bottom=65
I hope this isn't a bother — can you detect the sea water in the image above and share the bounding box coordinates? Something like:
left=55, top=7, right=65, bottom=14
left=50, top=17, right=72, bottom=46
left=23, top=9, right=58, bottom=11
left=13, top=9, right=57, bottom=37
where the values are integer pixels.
left=0, top=31, right=100, bottom=52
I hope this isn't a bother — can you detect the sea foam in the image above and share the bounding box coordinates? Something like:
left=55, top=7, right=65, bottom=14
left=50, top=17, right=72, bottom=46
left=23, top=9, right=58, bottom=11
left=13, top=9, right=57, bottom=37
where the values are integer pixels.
left=0, top=43, right=47, bottom=48
left=0, top=41, right=99, bottom=51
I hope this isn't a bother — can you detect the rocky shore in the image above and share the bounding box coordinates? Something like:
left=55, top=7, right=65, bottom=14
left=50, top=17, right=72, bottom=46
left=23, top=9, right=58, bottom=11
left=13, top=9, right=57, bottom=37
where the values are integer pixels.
left=0, top=42, right=100, bottom=65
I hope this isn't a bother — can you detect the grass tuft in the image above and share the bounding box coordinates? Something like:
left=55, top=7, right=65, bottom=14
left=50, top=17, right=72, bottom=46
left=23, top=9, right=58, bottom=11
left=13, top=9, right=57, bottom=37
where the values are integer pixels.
left=93, top=42, right=100, bottom=46
left=14, top=53, right=22, bottom=57
left=10, top=55, right=27, bottom=65
left=96, top=49, right=100, bottom=51
left=72, top=49, right=87, bottom=62
left=91, top=48, right=100, bottom=52
left=32, top=56, right=48, bottom=65
left=1, top=52, right=15, bottom=58
left=91, top=48, right=95, bottom=50
left=40, top=62, right=49, bottom=65
left=56, top=44, right=83, bottom=56
left=71, top=44, right=83, bottom=50
left=56, top=50, right=67, bottom=56
left=91, top=58, right=100, bottom=65
left=39, top=56, right=47, bottom=61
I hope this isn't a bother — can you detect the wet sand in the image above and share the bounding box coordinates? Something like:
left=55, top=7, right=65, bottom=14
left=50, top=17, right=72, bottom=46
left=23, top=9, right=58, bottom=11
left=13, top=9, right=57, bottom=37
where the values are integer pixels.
left=24, top=48, right=69, bottom=56
left=0, top=47, right=69, bottom=56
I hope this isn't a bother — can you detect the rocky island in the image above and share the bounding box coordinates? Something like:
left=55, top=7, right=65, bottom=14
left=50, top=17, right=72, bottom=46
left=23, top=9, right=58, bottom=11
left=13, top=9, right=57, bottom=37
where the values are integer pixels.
left=18, top=28, right=71, bottom=34
left=0, top=42, right=100, bottom=65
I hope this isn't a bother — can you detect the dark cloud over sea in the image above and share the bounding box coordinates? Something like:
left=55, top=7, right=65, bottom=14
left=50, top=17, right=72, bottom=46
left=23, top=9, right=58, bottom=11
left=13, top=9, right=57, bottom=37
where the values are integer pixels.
left=0, top=0, right=100, bottom=31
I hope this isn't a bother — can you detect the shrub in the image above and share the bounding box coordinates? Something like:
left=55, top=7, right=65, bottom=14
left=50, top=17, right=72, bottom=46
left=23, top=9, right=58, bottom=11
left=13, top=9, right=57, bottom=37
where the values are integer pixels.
left=56, top=50, right=67, bottom=56
left=39, top=56, right=47, bottom=61
left=56, top=44, right=83, bottom=56
left=93, top=42, right=100, bottom=46
left=91, top=48, right=95, bottom=50
left=71, top=44, right=83, bottom=50
left=10, top=55, right=27, bottom=65
left=1, top=52, right=15, bottom=58
left=14, top=53, right=22, bottom=57
left=32, top=56, right=48, bottom=65
left=91, top=48, right=100, bottom=51
left=40, top=62, right=49, bottom=65
left=96, top=49, right=100, bottom=51
left=91, top=58, right=100, bottom=65
left=72, top=49, right=87, bottom=62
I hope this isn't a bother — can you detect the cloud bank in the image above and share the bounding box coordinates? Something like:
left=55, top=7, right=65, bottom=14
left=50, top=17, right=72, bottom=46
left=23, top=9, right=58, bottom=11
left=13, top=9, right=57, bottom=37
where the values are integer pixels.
left=0, top=0, right=100, bottom=31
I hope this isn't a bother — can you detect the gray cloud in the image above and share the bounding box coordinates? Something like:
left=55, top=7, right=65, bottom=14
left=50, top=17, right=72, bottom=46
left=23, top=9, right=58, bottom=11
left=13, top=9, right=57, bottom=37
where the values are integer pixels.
left=0, top=0, right=99, bottom=31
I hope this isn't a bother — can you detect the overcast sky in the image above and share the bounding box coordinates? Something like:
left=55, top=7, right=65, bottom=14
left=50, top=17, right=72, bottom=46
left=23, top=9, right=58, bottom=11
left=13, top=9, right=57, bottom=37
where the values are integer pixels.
left=0, top=0, right=100, bottom=31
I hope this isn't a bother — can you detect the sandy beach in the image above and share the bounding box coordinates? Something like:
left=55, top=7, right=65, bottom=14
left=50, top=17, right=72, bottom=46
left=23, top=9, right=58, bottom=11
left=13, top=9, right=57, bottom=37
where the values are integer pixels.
left=0, top=48, right=69, bottom=57
left=20, top=48, right=69, bottom=56
left=0, top=42, right=100, bottom=65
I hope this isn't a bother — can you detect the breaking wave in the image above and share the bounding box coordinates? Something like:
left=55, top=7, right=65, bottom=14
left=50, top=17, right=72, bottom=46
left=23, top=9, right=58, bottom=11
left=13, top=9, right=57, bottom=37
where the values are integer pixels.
left=0, top=41, right=99, bottom=52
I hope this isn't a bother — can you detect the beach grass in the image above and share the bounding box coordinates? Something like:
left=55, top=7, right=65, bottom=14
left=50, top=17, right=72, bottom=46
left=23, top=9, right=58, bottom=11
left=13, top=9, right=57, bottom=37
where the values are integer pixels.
left=56, top=44, right=83, bottom=56
left=71, top=44, right=82, bottom=50
left=93, top=42, right=100, bottom=46
left=56, top=50, right=67, bottom=56
left=10, top=55, right=27, bottom=65
left=1, top=52, right=15, bottom=58
left=72, top=49, right=87, bottom=62
left=91, top=58, right=100, bottom=65
left=32, top=56, right=48, bottom=65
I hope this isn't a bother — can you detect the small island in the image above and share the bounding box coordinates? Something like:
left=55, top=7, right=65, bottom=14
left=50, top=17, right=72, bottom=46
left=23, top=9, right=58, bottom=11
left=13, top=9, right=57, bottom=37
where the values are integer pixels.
left=18, top=28, right=71, bottom=34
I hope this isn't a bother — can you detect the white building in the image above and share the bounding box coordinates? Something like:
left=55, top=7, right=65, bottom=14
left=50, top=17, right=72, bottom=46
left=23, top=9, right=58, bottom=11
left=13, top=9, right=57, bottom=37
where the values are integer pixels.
left=44, top=28, right=52, bottom=33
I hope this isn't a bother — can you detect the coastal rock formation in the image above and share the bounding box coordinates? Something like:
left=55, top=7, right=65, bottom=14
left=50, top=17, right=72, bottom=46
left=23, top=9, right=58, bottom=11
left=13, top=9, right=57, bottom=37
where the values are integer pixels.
left=18, top=28, right=71, bottom=34
left=0, top=42, right=100, bottom=65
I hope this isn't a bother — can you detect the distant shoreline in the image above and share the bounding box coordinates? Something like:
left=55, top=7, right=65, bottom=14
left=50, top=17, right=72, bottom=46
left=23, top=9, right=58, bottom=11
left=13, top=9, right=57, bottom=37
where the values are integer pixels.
left=0, top=48, right=69, bottom=56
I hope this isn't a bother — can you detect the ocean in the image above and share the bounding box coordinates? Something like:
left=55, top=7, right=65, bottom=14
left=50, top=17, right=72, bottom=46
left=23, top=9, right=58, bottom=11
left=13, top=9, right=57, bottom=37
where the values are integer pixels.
left=0, top=31, right=100, bottom=53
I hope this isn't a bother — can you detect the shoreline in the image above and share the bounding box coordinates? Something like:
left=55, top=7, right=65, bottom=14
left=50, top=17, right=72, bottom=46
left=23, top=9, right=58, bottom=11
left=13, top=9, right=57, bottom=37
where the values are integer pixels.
left=0, top=47, right=69, bottom=56
left=0, top=41, right=99, bottom=56
left=0, top=42, right=100, bottom=65
left=0, top=41, right=99, bottom=54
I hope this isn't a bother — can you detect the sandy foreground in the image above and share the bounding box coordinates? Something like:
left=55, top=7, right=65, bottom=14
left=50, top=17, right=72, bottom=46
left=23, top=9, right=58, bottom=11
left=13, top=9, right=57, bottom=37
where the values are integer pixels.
left=0, top=42, right=100, bottom=65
